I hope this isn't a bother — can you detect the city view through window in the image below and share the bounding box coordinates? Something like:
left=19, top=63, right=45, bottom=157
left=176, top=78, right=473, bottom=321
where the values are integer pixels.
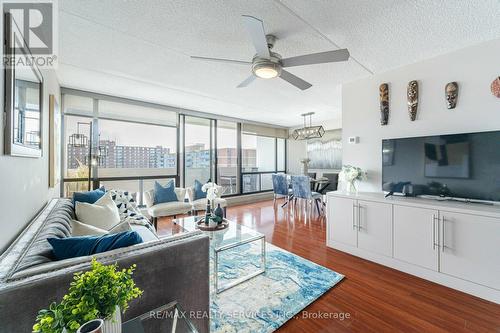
left=63, top=95, right=286, bottom=199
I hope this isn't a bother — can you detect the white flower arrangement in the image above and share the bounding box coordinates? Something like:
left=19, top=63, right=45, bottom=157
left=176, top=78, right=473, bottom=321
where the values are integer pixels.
left=202, top=182, right=219, bottom=201
left=339, top=165, right=367, bottom=193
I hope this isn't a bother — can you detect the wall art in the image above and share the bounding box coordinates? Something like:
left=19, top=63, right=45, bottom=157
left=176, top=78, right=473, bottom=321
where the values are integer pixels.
left=407, top=80, right=419, bottom=121
left=491, top=77, right=500, bottom=98
left=379, top=83, right=389, bottom=125
left=445, top=82, right=458, bottom=109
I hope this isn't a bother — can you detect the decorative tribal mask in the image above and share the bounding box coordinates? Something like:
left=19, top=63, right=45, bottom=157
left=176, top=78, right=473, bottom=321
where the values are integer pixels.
left=407, top=80, right=418, bottom=121
left=491, top=77, right=500, bottom=98
left=379, top=83, right=389, bottom=125
left=445, top=82, right=458, bottom=109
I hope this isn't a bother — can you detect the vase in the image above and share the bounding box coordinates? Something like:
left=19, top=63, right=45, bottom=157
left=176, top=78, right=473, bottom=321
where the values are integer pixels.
left=346, top=180, right=358, bottom=194
left=102, top=306, right=121, bottom=333
left=214, top=204, right=224, bottom=221
left=76, top=319, right=103, bottom=333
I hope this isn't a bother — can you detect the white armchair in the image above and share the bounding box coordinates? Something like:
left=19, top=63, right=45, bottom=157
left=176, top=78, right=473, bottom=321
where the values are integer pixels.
left=144, top=187, right=193, bottom=229
left=187, top=185, right=227, bottom=217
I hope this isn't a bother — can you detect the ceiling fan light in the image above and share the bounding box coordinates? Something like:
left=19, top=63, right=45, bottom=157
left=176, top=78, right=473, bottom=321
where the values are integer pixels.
left=254, top=66, right=278, bottom=79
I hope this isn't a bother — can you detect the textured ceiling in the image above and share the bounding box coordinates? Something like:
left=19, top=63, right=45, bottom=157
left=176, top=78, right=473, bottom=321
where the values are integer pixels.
left=57, top=0, right=500, bottom=127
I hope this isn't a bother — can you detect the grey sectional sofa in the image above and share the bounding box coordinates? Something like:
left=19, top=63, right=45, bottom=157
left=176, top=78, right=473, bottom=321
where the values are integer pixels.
left=0, top=198, right=210, bottom=333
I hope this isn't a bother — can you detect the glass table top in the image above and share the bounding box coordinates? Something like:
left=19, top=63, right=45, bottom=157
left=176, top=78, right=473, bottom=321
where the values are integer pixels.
left=122, top=301, right=198, bottom=333
left=173, top=216, right=264, bottom=251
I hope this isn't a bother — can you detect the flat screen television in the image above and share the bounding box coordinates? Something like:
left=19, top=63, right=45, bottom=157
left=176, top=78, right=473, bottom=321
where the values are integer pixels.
left=382, top=130, right=500, bottom=203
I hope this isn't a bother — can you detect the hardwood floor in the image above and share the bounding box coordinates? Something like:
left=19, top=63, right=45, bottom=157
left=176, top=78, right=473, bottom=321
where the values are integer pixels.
left=158, top=200, right=500, bottom=333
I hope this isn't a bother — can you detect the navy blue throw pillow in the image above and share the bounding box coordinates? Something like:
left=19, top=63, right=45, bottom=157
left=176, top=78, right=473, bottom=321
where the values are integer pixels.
left=153, top=180, right=178, bottom=204
left=48, top=231, right=143, bottom=260
left=73, top=189, right=105, bottom=205
left=193, top=180, right=207, bottom=200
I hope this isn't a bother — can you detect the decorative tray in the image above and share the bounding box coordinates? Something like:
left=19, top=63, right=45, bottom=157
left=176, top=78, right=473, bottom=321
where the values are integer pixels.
left=196, top=218, right=229, bottom=231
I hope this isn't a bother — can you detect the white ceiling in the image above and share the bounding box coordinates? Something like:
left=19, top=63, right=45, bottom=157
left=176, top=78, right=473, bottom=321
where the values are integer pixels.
left=57, top=0, right=500, bottom=128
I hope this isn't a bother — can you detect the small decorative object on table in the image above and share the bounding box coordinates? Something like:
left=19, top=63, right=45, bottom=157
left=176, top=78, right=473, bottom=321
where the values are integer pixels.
left=379, top=83, right=389, bottom=125
left=33, top=258, right=142, bottom=333
left=339, top=165, right=367, bottom=194
left=407, top=80, right=419, bottom=121
left=214, top=203, right=224, bottom=222
left=445, top=82, right=459, bottom=109
left=204, top=200, right=211, bottom=225
left=196, top=217, right=229, bottom=231
left=202, top=182, right=220, bottom=211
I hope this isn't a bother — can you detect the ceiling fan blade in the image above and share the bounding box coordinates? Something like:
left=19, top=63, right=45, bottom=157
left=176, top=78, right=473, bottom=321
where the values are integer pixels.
left=237, top=75, right=256, bottom=88
left=279, top=70, right=312, bottom=90
left=281, top=49, right=350, bottom=68
left=242, top=15, right=270, bottom=58
left=191, top=56, right=251, bottom=66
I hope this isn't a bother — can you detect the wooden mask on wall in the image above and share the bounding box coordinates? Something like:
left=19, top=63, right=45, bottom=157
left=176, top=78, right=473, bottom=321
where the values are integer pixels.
left=491, top=77, right=500, bottom=98
left=445, top=82, right=459, bottom=109
left=379, top=83, right=389, bottom=125
left=407, top=80, right=419, bottom=121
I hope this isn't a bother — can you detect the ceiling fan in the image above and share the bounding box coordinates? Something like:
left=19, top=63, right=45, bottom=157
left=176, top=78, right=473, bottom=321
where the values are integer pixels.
left=190, top=15, right=350, bottom=91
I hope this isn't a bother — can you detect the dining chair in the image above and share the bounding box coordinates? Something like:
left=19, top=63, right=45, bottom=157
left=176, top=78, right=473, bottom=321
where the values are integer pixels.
left=291, top=175, right=323, bottom=216
left=272, top=173, right=291, bottom=206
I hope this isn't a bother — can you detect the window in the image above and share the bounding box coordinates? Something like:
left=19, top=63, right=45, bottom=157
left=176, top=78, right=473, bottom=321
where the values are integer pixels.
left=277, top=138, right=286, bottom=171
left=97, top=119, right=177, bottom=177
left=63, top=115, right=93, bottom=196
left=217, top=121, right=238, bottom=195
left=241, top=134, right=286, bottom=193
left=241, top=134, right=276, bottom=172
left=184, top=116, right=213, bottom=188
left=62, top=90, right=288, bottom=199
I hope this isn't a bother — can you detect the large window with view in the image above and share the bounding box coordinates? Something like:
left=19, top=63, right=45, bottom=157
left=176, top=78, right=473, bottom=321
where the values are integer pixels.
left=216, top=121, right=239, bottom=195
left=241, top=134, right=285, bottom=193
left=62, top=93, right=179, bottom=202
left=62, top=90, right=287, bottom=201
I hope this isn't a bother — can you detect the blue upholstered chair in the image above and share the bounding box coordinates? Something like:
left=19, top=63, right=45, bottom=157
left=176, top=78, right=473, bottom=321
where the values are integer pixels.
left=291, top=175, right=323, bottom=216
left=272, top=173, right=291, bottom=206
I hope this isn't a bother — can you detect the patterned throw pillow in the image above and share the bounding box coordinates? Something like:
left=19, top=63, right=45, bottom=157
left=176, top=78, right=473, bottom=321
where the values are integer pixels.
left=107, top=189, right=150, bottom=226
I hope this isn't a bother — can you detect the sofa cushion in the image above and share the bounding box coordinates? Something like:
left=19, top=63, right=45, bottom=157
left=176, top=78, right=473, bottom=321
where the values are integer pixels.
left=70, top=219, right=107, bottom=236
left=193, top=180, right=207, bottom=200
left=72, top=188, right=105, bottom=205
left=75, top=192, right=121, bottom=230
left=154, top=180, right=178, bottom=204
left=48, top=231, right=143, bottom=260
left=147, top=201, right=192, bottom=218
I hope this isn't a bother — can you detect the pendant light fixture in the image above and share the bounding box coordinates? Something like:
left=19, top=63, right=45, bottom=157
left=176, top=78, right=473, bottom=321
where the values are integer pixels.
left=291, top=112, right=325, bottom=140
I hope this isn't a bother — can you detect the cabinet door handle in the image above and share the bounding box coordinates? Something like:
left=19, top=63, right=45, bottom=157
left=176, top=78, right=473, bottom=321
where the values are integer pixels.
left=352, top=202, right=358, bottom=230
left=432, top=215, right=439, bottom=250
left=441, top=216, right=446, bottom=252
left=357, top=204, right=363, bottom=231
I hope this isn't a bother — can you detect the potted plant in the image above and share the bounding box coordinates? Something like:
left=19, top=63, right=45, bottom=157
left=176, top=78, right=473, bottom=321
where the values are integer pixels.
left=33, top=258, right=142, bottom=333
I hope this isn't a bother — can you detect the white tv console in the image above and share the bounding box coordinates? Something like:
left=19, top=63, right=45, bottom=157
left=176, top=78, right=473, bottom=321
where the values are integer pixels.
left=326, top=191, right=500, bottom=304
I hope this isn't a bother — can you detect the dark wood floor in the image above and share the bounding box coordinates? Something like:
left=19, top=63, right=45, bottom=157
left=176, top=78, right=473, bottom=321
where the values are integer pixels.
left=158, top=200, right=500, bottom=333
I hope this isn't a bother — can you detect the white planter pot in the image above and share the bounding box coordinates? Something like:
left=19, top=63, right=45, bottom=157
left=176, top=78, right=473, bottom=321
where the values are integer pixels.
left=102, top=306, right=121, bottom=333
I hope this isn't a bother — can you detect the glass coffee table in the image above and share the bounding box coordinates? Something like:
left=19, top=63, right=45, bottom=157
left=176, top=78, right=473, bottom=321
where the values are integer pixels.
left=122, top=301, right=198, bottom=333
left=173, top=216, right=266, bottom=294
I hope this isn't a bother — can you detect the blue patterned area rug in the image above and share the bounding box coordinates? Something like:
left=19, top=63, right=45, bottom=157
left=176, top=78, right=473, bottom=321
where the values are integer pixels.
left=210, top=242, right=344, bottom=333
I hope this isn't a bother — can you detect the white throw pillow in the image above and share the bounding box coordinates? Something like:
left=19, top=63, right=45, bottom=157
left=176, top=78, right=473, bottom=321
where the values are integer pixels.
left=75, top=192, right=121, bottom=230
left=70, top=219, right=107, bottom=236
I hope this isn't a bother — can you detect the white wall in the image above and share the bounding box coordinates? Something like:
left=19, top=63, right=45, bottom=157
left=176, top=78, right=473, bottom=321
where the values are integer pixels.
left=342, top=38, right=500, bottom=192
left=0, top=48, right=61, bottom=251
